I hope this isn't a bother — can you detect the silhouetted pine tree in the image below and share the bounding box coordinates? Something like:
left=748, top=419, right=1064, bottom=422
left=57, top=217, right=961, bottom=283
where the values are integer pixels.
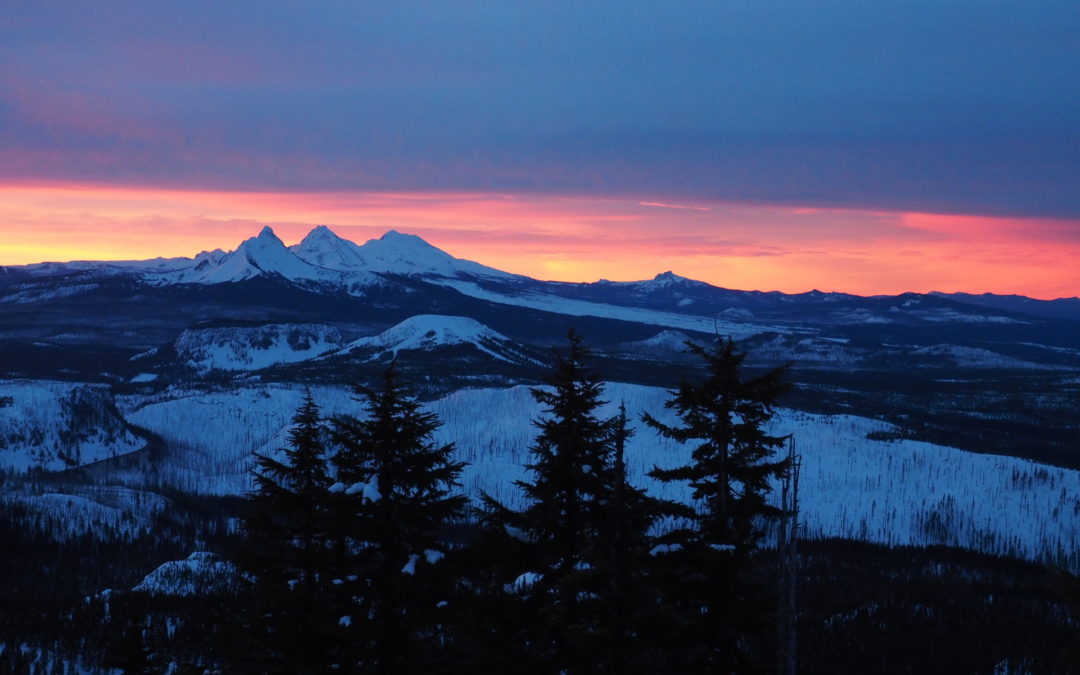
left=594, top=402, right=663, bottom=673
left=485, top=331, right=656, bottom=672
left=329, top=362, right=466, bottom=673
left=644, top=337, right=790, bottom=673
left=243, top=392, right=336, bottom=673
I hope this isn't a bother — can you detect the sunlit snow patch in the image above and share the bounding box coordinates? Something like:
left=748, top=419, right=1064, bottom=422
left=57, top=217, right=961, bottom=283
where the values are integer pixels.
left=336, top=314, right=530, bottom=364
left=133, top=552, right=240, bottom=596
left=175, top=323, right=344, bottom=373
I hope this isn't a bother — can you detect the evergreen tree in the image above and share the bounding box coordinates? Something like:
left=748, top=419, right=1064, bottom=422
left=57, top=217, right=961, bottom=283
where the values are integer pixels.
left=329, top=362, right=467, bottom=673
left=643, top=337, right=790, bottom=672
left=486, top=331, right=656, bottom=672
left=243, top=392, right=335, bottom=673
left=594, top=402, right=663, bottom=673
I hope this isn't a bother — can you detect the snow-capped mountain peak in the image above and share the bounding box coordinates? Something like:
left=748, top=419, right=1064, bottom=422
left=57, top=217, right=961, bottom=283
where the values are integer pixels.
left=256, top=225, right=279, bottom=241
left=594, top=270, right=708, bottom=292
left=335, top=229, right=512, bottom=280
left=190, top=226, right=320, bottom=283
left=290, top=225, right=368, bottom=271
left=357, top=230, right=452, bottom=271
left=380, top=229, right=431, bottom=246
left=334, top=314, right=532, bottom=364
left=647, top=271, right=694, bottom=288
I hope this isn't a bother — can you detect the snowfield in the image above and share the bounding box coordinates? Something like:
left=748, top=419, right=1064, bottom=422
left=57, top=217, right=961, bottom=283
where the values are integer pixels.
left=175, top=323, right=343, bottom=373
left=436, top=279, right=772, bottom=338
left=435, top=383, right=1080, bottom=569
left=910, top=344, right=1054, bottom=369
left=2, top=484, right=169, bottom=540
left=334, top=314, right=535, bottom=364
left=0, top=380, right=145, bottom=472
left=133, top=552, right=240, bottom=596
left=116, top=381, right=1079, bottom=570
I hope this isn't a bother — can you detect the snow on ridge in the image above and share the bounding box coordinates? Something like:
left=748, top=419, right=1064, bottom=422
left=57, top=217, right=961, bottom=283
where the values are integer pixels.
left=339, top=314, right=519, bottom=362
left=2, top=485, right=169, bottom=541
left=145, top=226, right=511, bottom=288
left=911, top=344, right=1054, bottom=369
left=431, top=382, right=1080, bottom=570
left=598, top=270, right=707, bottom=292
left=635, top=329, right=693, bottom=350
left=123, top=384, right=358, bottom=494
left=175, top=323, right=344, bottom=373
left=0, top=281, right=103, bottom=304
left=133, top=552, right=239, bottom=596
left=357, top=229, right=513, bottom=279
left=0, top=380, right=144, bottom=473
left=290, top=225, right=514, bottom=281
left=290, top=225, right=370, bottom=271
left=181, top=226, right=329, bottom=284
left=436, top=279, right=771, bottom=338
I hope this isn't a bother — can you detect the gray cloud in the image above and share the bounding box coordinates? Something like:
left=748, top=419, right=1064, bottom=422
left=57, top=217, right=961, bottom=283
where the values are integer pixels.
left=1, top=0, right=1078, bottom=218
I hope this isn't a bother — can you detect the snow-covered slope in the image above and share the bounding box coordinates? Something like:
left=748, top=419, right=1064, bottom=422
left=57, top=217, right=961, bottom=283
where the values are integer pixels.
left=122, top=385, right=354, bottom=493
left=355, top=229, right=513, bottom=278
left=599, top=271, right=711, bottom=293
left=0, top=380, right=145, bottom=472
left=133, top=552, right=240, bottom=596
left=167, top=226, right=333, bottom=285
left=292, top=227, right=512, bottom=280
left=1, top=484, right=169, bottom=540
left=120, top=382, right=1079, bottom=569
left=629, top=329, right=694, bottom=351
left=175, top=323, right=344, bottom=373
left=289, top=225, right=371, bottom=270
left=125, top=226, right=510, bottom=289
left=336, top=314, right=530, bottom=363
left=438, top=278, right=771, bottom=338
left=910, top=344, right=1053, bottom=369
left=432, top=383, right=1080, bottom=569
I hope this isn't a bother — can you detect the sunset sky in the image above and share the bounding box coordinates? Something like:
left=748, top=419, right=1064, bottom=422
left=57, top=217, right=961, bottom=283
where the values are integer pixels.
left=2, top=1, right=1078, bottom=298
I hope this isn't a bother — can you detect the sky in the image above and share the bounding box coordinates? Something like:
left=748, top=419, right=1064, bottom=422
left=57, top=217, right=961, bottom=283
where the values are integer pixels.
left=1, top=1, right=1078, bottom=297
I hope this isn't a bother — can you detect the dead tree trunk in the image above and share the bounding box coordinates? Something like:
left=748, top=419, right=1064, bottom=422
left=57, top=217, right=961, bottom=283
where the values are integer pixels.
left=777, top=438, right=801, bottom=675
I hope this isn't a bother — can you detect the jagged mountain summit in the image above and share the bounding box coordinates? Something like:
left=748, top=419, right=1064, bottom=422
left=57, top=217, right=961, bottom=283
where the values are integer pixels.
left=165, top=226, right=515, bottom=287
left=291, top=226, right=511, bottom=279
left=181, top=226, right=333, bottom=284
left=2, top=226, right=517, bottom=290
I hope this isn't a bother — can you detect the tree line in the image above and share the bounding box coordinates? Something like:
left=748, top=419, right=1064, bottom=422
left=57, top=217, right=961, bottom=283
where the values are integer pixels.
left=240, top=330, right=793, bottom=674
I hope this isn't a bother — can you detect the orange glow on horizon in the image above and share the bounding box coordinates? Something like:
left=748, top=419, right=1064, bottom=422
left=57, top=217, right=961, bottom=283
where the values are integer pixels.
left=0, top=182, right=1077, bottom=299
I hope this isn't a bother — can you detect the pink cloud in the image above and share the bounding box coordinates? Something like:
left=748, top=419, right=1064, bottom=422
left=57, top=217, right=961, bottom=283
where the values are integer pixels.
left=0, top=183, right=1077, bottom=299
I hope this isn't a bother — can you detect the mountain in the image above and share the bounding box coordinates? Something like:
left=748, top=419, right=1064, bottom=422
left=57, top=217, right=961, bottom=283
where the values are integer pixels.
left=159, top=226, right=514, bottom=287
left=173, top=226, right=333, bottom=285
left=932, top=291, right=1080, bottom=322
left=333, top=314, right=536, bottom=365
left=289, top=225, right=371, bottom=271
left=3, top=225, right=1073, bottom=332
left=292, top=226, right=513, bottom=280
left=175, top=323, right=345, bottom=373
left=0, top=225, right=512, bottom=296
left=0, top=381, right=146, bottom=472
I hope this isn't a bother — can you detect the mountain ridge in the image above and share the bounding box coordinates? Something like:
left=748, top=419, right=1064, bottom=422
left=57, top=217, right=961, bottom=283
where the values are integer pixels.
left=2, top=225, right=1077, bottom=323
